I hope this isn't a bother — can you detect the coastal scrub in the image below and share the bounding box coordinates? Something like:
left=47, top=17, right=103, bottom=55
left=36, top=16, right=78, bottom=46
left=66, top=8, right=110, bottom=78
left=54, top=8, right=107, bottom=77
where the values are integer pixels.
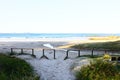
left=75, top=59, right=120, bottom=80
left=0, top=54, right=39, bottom=80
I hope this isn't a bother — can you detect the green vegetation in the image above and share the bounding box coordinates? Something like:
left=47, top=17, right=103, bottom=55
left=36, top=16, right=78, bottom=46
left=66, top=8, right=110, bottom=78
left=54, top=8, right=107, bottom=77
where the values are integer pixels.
left=0, top=54, right=39, bottom=80
left=73, top=40, right=120, bottom=79
left=75, top=59, right=120, bottom=80
left=72, top=40, right=120, bottom=50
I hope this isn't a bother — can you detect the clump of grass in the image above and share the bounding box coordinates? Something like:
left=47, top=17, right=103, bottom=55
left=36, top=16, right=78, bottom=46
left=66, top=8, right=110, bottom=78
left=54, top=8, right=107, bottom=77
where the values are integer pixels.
left=0, top=54, right=39, bottom=80
left=72, top=40, right=120, bottom=50
left=75, top=59, right=120, bottom=80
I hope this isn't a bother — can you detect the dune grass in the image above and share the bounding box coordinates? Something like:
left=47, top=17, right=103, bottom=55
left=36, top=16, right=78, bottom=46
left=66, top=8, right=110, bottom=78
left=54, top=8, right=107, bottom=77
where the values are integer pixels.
left=73, top=40, right=120, bottom=80
left=72, top=40, right=120, bottom=50
left=75, top=59, right=120, bottom=80
left=0, top=54, right=39, bottom=80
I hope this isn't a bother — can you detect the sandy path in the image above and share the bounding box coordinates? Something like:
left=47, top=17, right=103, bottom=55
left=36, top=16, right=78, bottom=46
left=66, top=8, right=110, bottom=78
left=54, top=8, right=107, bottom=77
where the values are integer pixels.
left=16, top=51, right=89, bottom=80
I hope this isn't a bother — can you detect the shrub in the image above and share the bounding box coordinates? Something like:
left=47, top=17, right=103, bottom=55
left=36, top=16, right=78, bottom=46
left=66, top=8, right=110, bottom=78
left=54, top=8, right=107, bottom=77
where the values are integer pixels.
left=75, top=59, right=120, bottom=80
left=103, top=53, right=111, bottom=60
left=0, top=54, right=39, bottom=80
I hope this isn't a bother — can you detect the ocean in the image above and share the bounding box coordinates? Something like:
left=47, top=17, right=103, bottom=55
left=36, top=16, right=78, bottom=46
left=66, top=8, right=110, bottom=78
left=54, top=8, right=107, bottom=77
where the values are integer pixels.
left=0, top=33, right=119, bottom=38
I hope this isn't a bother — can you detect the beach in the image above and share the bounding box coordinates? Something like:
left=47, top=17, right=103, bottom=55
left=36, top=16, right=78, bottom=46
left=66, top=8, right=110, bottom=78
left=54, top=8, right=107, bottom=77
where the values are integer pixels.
left=1, top=36, right=120, bottom=50
left=0, top=37, right=89, bottom=80
left=0, top=37, right=120, bottom=80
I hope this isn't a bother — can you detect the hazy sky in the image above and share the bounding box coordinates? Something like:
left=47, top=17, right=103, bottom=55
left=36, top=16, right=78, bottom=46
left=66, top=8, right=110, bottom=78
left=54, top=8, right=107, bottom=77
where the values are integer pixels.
left=0, top=0, right=120, bottom=33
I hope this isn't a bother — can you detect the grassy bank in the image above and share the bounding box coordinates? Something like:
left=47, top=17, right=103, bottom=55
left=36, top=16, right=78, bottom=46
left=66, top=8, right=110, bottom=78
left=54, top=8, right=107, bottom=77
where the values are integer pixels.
left=72, top=40, right=120, bottom=50
left=0, top=54, right=39, bottom=80
left=75, top=59, right=120, bottom=80
left=72, top=40, right=120, bottom=80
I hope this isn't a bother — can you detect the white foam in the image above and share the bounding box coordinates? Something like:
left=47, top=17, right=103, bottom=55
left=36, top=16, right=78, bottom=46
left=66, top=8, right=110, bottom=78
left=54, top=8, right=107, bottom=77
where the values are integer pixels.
left=43, top=43, right=54, bottom=49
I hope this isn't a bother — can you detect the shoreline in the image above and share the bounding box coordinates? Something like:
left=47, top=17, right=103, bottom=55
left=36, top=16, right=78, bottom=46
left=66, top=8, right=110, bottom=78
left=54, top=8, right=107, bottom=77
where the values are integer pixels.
left=0, top=37, right=88, bottom=42
left=0, top=36, right=120, bottom=50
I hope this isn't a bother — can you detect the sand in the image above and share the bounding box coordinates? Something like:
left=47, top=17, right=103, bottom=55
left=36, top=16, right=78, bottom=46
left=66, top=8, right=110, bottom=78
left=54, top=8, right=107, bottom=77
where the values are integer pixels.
left=58, top=36, right=120, bottom=49
left=0, top=36, right=119, bottom=49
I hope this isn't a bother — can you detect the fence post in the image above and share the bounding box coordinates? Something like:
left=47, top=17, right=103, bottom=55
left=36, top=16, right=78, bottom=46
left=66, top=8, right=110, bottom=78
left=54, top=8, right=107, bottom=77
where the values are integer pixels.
left=32, top=49, right=34, bottom=55
left=42, top=49, right=45, bottom=56
left=91, top=48, right=94, bottom=57
left=53, top=49, right=56, bottom=59
left=78, top=50, right=80, bottom=57
left=31, top=49, right=36, bottom=58
left=40, top=49, right=49, bottom=59
left=10, top=48, right=14, bottom=55
left=64, top=50, right=69, bottom=60
left=21, top=49, right=23, bottom=54
left=11, top=48, right=13, bottom=53
left=105, top=50, right=107, bottom=53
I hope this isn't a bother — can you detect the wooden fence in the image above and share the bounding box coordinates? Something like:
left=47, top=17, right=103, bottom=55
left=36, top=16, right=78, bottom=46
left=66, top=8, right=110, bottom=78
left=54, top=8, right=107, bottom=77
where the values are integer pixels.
left=10, top=48, right=120, bottom=60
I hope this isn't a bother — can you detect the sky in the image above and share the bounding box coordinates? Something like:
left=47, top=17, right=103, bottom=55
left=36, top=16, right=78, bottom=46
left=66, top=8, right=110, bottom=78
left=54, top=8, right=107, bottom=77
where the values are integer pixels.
left=0, top=0, right=120, bottom=33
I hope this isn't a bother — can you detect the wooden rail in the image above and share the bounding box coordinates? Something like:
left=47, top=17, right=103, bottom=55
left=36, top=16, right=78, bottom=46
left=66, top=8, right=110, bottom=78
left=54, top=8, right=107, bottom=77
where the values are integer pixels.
left=10, top=48, right=120, bottom=60
left=111, top=56, right=119, bottom=61
left=40, top=49, right=56, bottom=59
left=64, top=49, right=80, bottom=60
left=10, top=48, right=35, bottom=57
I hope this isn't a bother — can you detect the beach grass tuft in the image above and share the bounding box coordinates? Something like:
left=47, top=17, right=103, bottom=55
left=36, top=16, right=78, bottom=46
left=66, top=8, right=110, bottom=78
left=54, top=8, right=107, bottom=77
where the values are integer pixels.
left=75, top=59, right=120, bottom=80
left=0, top=53, right=39, bottom=80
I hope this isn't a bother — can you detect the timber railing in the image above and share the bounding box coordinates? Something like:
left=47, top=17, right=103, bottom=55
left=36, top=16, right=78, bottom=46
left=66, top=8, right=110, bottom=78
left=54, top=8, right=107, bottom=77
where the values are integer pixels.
left=10, top=48, right=120, bottom=60
left=10, top=48, right=35, bottom=56
left=40, top=49, right=56, bottom=59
